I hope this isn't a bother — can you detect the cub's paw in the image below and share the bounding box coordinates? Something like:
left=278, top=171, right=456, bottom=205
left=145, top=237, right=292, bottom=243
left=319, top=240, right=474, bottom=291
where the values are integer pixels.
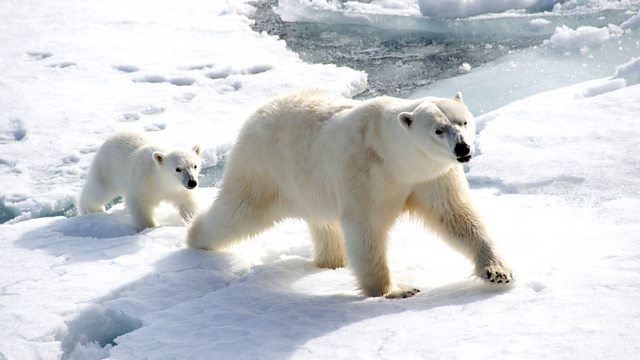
left=384, top=286, right=421, bottom=299
left=479, top=264, right=514, bottom=284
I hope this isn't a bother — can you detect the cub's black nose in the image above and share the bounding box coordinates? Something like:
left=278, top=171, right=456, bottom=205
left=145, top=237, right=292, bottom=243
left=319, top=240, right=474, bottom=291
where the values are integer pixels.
left=454, top=142, right=471, bottom=157
left=187, top=180, right=197, bottom=189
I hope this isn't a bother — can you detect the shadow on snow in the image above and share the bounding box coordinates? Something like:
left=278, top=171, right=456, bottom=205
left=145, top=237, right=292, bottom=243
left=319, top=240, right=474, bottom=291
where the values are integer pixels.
left=15, top=213, right=508, bottom=359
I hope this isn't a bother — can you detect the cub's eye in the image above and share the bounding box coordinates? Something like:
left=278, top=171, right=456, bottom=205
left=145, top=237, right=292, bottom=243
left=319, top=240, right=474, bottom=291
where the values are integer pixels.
left=435, top=129, right=444, bottom=135
left=175, top=168, right=182, bottom=173
left=194, top=165, right=197, bottom=169
left=463, top=121, right=468, bottom=126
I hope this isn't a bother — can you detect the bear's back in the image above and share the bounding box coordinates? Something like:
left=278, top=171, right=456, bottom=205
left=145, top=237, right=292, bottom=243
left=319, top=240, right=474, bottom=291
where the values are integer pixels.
left=231, top=90, right=359, bottom=165
left=92, top=132, right=150, bottom=191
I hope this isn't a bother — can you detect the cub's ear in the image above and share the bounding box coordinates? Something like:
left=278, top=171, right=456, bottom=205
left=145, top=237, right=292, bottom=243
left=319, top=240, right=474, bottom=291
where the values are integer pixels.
left=152, top=151, right=164, bottom=164
left=192, top=145, right=202, bottom=156
left=453, top=91, right=463, bottom=102
left=398, top=112, right=413, bottom=129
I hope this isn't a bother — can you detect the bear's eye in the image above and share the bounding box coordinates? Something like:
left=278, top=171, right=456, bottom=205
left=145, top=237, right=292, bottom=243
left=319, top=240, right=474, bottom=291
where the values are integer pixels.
left=435, top=129, right=444, bottom=135
left=175, top=168, right=182, bottom=173
left=194, top=165, right=197, bottom=169
left=463, top=121, right=468, bottom=126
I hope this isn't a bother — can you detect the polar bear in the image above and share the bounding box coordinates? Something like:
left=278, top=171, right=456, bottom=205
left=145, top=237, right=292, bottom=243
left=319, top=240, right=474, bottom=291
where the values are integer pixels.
left=187, top=90, right=513, bottom=298
left=78, top=132, right=202, bottom=231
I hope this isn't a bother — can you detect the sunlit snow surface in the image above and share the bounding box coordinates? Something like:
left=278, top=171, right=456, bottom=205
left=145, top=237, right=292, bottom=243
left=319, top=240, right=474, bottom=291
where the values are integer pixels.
left=2, top=0, right=640, bottom=359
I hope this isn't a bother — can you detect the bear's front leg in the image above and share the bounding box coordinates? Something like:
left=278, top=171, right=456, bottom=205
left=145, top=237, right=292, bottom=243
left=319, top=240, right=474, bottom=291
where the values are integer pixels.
left=340, top=211, right=420, bottom=298
left=408, top=167, right=514, bottom=285
left=126, top=196, right=156, bottom=231
left=341, top=218, right=392, bottom=297
left=177, top=195, right=199, bottom=225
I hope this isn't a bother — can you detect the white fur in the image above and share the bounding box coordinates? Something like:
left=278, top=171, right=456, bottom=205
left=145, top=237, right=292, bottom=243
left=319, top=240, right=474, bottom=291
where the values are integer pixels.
left=78, top=132, right=202, bottom=231
left=187, top=91, right=512, bottom=297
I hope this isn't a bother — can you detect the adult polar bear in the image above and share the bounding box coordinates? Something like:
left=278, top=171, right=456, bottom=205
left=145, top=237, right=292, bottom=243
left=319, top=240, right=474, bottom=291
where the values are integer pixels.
left=188, top=91, right=513, bottom=298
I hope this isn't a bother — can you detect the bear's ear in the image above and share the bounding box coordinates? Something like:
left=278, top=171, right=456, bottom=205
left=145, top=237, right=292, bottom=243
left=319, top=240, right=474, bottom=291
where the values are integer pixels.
left=192, top=145, right=202, bottom=156
left=453, top=92, right=463, bottom=102
left=398, top=112, right=413, bottom=129
left=152, top=151, right=164, bottom=164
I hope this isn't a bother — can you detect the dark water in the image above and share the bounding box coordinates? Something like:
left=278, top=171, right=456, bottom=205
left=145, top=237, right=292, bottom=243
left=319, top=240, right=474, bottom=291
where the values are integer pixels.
left=250, top=0, right=540, bottom=98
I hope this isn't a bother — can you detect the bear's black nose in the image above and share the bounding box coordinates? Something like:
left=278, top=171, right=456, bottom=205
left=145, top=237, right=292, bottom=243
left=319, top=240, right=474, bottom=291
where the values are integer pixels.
left=454, top=142, right=471, bottom=157
left=187, top=180, right=197, bottom=189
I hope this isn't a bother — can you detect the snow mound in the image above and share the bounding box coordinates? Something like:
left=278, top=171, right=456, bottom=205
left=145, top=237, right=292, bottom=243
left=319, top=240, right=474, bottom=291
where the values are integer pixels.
left=544, top=24, right=610, bottom=53
left=578, top=56, right=640, bottom=97
left=578, top=78, right=626, bottom=98
left=528, top=18, right=552, bottom=31
left=614, top=56, right=640, bottom=85
left=621, top=9, right=640, bottom=29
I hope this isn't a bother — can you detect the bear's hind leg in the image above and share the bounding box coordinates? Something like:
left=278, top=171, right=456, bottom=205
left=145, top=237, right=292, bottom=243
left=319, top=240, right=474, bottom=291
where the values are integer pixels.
left=309, top=223, right=347, bottom=269
left=187, top=187, right=283, bottom=251
left=77, top=176, right=116, bottom=214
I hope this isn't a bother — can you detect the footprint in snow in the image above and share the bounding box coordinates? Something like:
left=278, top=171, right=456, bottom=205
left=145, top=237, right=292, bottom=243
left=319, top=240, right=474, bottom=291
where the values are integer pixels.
left=174, top=93, right=196, bottom=103
left=140, top=106, right=165, bottom=116
left=0, top=118, right=27, bottom=144
left=24, top=51, right=53, bottom=61
left=113, top=64, right=140, bottom=73
left=62, top=154, right=81, bottom=165
left=144, top=123, right=166, bottom=132
left=244, top=64, right=273, bottom=75
left=529, top=281, right=547, bottom=293
left=185, top=63, right=214, bottom=71
left=133, top=75, right=195, bottom=86
left=122, top=106, right=164, bottom=122
left=205, top=64, right=273, bottom=80
left=121, top=113, right=141, bottom=122
left=48, top=62, right=77, bottom=69
left=0, top=158, right=21, bottom=174
left=206, top=70, right=230, bottom=80
left=168, top=77, right=195, bottom=86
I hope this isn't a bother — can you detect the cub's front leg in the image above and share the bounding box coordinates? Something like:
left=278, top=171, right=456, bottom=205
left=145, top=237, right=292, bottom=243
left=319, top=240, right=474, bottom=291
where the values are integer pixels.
left=126, top=194, right=157, bottom=231
left=408, top=166, right=514, bottom=284
left=177, top=194, right=199, bottom=225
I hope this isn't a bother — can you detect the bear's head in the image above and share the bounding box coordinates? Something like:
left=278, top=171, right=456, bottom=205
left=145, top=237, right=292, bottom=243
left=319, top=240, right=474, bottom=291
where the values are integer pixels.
left=398, top=92, right=476, bottom=165
left=152, top=145, right=202, bottom=190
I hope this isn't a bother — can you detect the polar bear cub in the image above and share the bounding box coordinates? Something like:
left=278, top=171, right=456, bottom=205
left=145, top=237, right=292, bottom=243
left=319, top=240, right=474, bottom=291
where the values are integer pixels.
left=78, top=132, right=202, bottom=231
left=187, top=90, right=513, bottom=298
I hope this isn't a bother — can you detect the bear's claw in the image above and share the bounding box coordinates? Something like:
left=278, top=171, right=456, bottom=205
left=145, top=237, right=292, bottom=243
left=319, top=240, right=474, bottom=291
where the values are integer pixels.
left=385, top=287, right=421, bottom=299
left=478, top=262, right=514, bottom=284
left=482, top=268, right=514, bottom=284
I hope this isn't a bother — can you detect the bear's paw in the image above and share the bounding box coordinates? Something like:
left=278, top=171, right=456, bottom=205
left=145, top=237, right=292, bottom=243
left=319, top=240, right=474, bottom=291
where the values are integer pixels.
left=480, top=264, right=514, bottom=284
left=384, top=286, right=421, bottom=299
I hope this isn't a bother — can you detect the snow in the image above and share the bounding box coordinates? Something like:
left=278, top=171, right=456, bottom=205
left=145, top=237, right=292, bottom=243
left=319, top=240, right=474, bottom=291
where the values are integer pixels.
left=621, top=9, right=640, bottom=28
left=543, top=24, right=612, bottom=53
left=2, top=0, right=640, bottom=360
left=418, top=0, right=558, bottom=18
left=614, top=56, right=640, bottom=85
left=528, top=18, right=553, bottom=31
left=0, top=0, right=366, bottom=223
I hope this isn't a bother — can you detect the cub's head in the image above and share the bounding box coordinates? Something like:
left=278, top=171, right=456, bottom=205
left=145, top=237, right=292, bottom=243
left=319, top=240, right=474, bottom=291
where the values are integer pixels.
left=398, top=92, right=476, bottom=164
left=152, top=145, right=202, bottom=190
